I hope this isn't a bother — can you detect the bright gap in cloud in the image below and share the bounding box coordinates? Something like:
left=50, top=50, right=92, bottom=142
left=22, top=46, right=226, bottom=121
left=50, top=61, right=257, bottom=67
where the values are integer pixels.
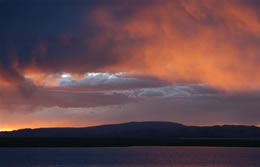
left=23, top=72, right=127, bottom=87
left=61, top=73, right=71, bottom=78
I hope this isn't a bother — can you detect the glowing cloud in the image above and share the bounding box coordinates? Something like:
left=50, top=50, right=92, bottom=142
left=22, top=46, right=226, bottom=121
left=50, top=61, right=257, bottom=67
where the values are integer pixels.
left=94, top=0, right=260, bottom=91
left=1, top=0, right=260, bottom=92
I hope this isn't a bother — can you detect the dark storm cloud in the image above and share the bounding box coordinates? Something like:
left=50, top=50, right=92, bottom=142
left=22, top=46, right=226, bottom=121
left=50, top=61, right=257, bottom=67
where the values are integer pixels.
left=0, top=0, right=156, bottom=82
left=0, top=0, right=115, bottom=83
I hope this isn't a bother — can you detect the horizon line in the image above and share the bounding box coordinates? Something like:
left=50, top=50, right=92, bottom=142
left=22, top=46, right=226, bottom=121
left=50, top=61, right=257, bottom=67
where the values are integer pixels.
left=1, top=121, right=260, bottom=132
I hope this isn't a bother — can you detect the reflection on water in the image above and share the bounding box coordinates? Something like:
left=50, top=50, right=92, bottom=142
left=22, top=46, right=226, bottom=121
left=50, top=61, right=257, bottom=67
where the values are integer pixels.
left=0, top=147, right=260, bottom=167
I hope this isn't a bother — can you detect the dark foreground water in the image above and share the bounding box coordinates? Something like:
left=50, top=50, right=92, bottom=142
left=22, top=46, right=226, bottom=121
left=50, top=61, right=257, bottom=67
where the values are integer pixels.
left=0, top=147, right=260, bottom=167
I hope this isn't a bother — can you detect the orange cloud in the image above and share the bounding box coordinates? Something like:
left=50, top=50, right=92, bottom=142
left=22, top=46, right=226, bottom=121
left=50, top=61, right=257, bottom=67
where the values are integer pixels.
left=93, top=0, right=260, bottom=91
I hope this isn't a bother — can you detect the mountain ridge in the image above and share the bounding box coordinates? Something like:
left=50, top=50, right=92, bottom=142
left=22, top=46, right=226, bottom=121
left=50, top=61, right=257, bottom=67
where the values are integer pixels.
left=1, top=121, right=260, bottom=139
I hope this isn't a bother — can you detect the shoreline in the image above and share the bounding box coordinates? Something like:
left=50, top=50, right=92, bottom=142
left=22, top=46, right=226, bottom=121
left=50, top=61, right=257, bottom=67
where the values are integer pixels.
left=0, top=138, right=260, bottom=148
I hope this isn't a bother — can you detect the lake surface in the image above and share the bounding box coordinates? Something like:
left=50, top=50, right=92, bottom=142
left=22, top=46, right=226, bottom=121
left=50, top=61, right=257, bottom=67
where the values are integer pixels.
left=0, top=147, right=260, bottom=167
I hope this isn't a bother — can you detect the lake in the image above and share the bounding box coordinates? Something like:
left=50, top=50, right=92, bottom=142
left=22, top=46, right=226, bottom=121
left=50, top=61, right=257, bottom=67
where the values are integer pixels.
left=0, top=147, right=260, bottom=167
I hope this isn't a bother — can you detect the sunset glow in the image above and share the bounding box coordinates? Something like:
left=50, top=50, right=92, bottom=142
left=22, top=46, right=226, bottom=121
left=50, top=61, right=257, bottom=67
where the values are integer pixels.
left=0, top=129, right=13, bottom=132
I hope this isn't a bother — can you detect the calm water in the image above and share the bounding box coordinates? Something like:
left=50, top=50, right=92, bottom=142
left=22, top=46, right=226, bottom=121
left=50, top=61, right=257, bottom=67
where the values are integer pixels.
left=0, top=147, right=260, bottom=167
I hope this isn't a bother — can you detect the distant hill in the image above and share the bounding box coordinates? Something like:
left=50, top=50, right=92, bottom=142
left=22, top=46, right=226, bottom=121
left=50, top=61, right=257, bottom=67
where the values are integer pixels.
left=1, top=122, right=260, bottom=139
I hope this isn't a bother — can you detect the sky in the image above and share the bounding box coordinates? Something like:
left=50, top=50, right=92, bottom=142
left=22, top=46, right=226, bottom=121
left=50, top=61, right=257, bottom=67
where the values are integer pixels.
left=1, top=0, right=260, bottom=130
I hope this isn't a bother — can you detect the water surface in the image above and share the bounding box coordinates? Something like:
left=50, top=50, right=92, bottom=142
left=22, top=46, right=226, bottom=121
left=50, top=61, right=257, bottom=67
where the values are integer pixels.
left=0, top=147, right=260, bottom=167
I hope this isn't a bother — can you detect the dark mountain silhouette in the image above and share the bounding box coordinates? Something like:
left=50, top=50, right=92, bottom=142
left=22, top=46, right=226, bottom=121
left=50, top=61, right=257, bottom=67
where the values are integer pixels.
left=1, top=121, right=260, bottom=139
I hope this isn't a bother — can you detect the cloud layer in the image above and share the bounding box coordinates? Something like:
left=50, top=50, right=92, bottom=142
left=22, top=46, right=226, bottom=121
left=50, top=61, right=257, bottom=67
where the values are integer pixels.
left=2, top=77, right=260, bottom=130
left=1, top=0, right=260, bottom=90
